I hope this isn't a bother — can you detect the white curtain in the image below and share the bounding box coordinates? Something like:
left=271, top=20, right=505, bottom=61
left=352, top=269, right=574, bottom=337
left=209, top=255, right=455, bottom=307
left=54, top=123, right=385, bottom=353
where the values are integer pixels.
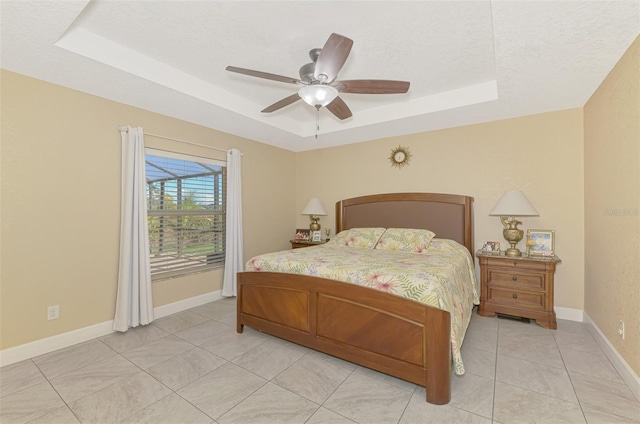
left=222, top=148, right=244, bottom=297
left=113, top=126, right=154, bottom=332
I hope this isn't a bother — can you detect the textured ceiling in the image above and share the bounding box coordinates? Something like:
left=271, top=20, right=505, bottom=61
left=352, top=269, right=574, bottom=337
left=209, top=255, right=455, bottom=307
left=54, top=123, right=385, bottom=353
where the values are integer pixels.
left=1, top=1, right=639, bottom=151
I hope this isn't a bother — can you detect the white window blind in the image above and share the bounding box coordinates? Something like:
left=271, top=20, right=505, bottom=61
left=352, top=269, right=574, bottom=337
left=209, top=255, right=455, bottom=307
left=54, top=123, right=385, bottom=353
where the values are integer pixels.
left=145, top=149, right=226, bottom=280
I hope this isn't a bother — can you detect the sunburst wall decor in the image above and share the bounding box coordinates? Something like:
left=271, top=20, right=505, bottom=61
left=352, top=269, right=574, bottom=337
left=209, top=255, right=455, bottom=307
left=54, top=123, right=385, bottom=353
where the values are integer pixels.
left=389, top=145, right=411, bottom=168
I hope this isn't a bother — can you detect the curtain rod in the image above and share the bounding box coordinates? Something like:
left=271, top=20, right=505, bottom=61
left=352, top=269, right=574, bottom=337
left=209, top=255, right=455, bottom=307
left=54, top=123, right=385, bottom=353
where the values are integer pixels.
left=119, top=126, right=228, bottom=154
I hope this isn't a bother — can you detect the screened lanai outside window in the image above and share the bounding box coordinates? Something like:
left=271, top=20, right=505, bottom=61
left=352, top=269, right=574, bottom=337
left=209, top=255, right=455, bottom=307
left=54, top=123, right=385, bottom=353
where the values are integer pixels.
left=145, top=149, right=226, bottom=280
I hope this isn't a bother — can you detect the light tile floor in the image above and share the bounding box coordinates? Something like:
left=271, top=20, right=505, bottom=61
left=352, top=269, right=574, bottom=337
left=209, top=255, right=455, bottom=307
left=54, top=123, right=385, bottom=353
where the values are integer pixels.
left=2, top=298, right=639, bottom=423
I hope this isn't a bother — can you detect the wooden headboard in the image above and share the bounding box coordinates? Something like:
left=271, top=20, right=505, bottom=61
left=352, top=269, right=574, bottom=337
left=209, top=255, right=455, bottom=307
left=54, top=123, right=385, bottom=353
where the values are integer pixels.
left=336, top=192, right=474, bottom=255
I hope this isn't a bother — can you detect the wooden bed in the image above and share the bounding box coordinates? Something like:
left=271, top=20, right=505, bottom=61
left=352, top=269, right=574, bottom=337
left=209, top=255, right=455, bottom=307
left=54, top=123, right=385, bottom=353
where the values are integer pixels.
left=236, top=192, right=474, bottom=405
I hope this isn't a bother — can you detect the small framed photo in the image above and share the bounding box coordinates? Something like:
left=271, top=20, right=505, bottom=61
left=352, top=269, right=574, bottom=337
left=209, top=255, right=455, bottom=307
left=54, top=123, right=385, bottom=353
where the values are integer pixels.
left=482, top=241, right=501, bottom=254
left=526, top=229, right=555, bottom=256
left=311, top=231, right=322, bottom=242
left=294, top=229, right=310, bottom=241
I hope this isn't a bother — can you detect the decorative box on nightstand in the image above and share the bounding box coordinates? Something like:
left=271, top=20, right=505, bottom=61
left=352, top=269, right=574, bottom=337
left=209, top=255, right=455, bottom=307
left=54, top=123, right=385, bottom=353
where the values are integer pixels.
left=290, top=240, right=327, bottom=249
left=477, top=250, right=561, bottom=329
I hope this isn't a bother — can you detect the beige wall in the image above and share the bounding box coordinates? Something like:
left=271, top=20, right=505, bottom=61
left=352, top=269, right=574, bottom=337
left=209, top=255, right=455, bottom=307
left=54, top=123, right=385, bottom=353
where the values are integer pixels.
left=296, top=109, right=585, bottom=311
left=0, top=70, right=295, bottom=350
left=584, top=36, right=640, bottom=375
left=3, top=40, right=636, bottom=379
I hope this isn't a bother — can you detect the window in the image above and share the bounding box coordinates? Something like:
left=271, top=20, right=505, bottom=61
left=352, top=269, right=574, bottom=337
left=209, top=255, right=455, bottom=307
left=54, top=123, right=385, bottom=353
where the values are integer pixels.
left=145, top=149, right=226, bottom=280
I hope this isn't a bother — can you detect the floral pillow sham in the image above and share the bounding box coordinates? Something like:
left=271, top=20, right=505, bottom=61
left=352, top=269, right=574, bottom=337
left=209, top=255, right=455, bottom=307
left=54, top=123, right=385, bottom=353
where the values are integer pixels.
left=330, top=228, right=386, bottom=248
left=374, top=228, right=436, bottom=254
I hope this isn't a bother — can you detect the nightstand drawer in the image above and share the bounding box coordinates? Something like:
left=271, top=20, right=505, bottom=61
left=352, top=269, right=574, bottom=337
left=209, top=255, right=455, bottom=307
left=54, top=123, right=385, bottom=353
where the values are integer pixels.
left=485, top=257, right=546, bottom=271
left=488, top=270, right=544, bottom=290
left=487, top=287, right=545, bottom=310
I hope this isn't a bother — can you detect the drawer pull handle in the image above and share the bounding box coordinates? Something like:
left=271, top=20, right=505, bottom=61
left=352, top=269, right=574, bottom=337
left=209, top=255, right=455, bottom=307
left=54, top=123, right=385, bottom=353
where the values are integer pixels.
left=512, top=294, right=518, bottom=299
left=513, top=262, right=518, bottom=266
left=512, top=276, right=518, bottom=281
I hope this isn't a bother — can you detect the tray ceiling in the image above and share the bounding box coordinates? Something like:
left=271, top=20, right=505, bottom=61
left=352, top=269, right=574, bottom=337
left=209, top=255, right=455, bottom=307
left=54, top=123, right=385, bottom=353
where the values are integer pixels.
left=1, top=1, right=638, bottom=151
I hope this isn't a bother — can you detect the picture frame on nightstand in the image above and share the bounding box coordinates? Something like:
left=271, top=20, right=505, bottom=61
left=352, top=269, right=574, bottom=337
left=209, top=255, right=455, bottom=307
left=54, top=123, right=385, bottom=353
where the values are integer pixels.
left=294, top=228, right=310, bottom=241
left=311, top=231, right=322, bottom=242
left=527, top=229, right=555, bottom=256
left=482, top=241, right=501, bottom=255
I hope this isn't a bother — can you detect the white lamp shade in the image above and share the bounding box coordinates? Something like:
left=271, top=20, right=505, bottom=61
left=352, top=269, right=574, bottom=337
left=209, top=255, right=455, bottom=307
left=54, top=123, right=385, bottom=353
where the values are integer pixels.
left=302, top=198, right=327, bottom=216
left=298, top=85, right=339, bottom=108
left=489, top=190, right=539, bottom=216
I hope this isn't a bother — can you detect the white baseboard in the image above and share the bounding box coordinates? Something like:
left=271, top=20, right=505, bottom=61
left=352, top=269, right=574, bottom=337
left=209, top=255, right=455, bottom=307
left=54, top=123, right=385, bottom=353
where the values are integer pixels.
left=0, top=320, right=116, bottom=368
left=0, top=290, right=224, bottom=368
left=555, top=306, right=585, bottom=322
left=584, top=312, right=640, bottom=402
left=554, top=307, right=639, bottom=401
left=153, top=290, right=223, bottom=319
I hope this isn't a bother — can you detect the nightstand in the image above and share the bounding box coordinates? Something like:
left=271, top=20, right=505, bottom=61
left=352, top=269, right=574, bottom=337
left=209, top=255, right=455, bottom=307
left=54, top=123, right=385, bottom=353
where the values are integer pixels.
left=477, top=251, right=561, bottom=329
left=290, top=240, right=327, bottom=249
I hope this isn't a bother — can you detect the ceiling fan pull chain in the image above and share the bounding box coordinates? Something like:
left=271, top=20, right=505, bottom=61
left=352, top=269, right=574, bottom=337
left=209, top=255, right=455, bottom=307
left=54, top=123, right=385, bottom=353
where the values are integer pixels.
left=315, top=106, right=320, bottom=139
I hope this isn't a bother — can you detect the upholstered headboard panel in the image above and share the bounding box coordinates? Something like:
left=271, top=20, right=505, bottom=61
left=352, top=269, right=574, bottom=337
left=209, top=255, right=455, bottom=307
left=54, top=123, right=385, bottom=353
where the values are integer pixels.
left=335, top=193, right=474, bottom=255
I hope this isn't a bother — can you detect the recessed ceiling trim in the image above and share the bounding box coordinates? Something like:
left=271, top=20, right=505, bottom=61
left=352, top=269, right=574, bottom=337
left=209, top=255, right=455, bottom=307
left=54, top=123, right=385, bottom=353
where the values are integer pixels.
left=55, top=26, right=305, bottom=136
left=56, top=25, right=498, bottom=141
left=301, top=80, right=499, bottom=137
left=2, top=0, right=627, bottom=150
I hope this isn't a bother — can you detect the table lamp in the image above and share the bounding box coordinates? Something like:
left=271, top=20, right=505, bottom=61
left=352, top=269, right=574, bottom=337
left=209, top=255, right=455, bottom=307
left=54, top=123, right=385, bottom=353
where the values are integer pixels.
left=302, top=198, right=327, bottom=232
left=489, top=190, right=539, bottom=257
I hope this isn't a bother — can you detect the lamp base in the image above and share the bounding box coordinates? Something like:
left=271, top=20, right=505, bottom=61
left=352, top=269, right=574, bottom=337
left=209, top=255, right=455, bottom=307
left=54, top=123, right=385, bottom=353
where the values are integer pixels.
left=309, top=216, right=321, bottom=232
left=502, top=220, right=524, bottom=258
left=504, top=247, right=522, bottom=257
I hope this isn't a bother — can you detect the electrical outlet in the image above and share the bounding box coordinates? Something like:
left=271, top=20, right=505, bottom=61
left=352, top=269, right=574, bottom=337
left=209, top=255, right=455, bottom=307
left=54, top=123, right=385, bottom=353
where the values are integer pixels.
left=618, top=320, right=625, bottom=340
left=47, top=305, right=59, bottom=320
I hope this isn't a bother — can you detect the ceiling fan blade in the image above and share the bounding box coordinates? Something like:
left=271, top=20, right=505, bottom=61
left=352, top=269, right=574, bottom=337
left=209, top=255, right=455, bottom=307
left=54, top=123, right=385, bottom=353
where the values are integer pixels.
left=326, top=96, right=352, bottom=120
left=226, top=66, right=302, bottom=85
left=261, top=93, right=301, bottom=113
left=334, top=80, right=410, bottom=94
left=314, top=33, right=353, bottom=83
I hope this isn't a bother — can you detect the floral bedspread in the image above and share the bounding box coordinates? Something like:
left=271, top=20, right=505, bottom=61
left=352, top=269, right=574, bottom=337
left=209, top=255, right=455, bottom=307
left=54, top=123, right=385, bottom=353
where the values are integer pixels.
left=245, top=239, right=479, bottom=375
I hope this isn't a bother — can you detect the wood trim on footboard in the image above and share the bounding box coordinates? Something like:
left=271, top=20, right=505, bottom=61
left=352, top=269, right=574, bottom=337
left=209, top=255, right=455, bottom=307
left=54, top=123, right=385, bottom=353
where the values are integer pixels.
left=237, top=271, right=452, bottom=405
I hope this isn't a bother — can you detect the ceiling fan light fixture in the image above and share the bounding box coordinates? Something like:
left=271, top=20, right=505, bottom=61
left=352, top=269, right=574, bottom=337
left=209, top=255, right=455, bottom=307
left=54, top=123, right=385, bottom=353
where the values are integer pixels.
left=226, top=33, right=408, bottom=120
left=298, top=84, right=338, bottom=108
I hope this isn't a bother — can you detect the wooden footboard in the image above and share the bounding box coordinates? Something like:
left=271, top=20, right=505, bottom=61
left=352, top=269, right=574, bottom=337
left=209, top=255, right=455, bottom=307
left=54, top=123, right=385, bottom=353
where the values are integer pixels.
left=237, top=271, right=452, bottom=405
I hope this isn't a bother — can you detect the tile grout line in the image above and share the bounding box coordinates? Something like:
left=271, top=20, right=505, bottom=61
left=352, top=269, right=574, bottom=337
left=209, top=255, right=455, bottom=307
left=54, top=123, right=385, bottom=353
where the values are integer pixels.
left=557, top=332, right=590, bottom=424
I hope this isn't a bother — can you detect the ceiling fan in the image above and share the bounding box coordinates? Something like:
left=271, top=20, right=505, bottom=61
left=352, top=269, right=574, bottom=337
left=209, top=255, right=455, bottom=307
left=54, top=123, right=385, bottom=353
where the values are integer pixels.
left=226, top=33, right=410, bottom=120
